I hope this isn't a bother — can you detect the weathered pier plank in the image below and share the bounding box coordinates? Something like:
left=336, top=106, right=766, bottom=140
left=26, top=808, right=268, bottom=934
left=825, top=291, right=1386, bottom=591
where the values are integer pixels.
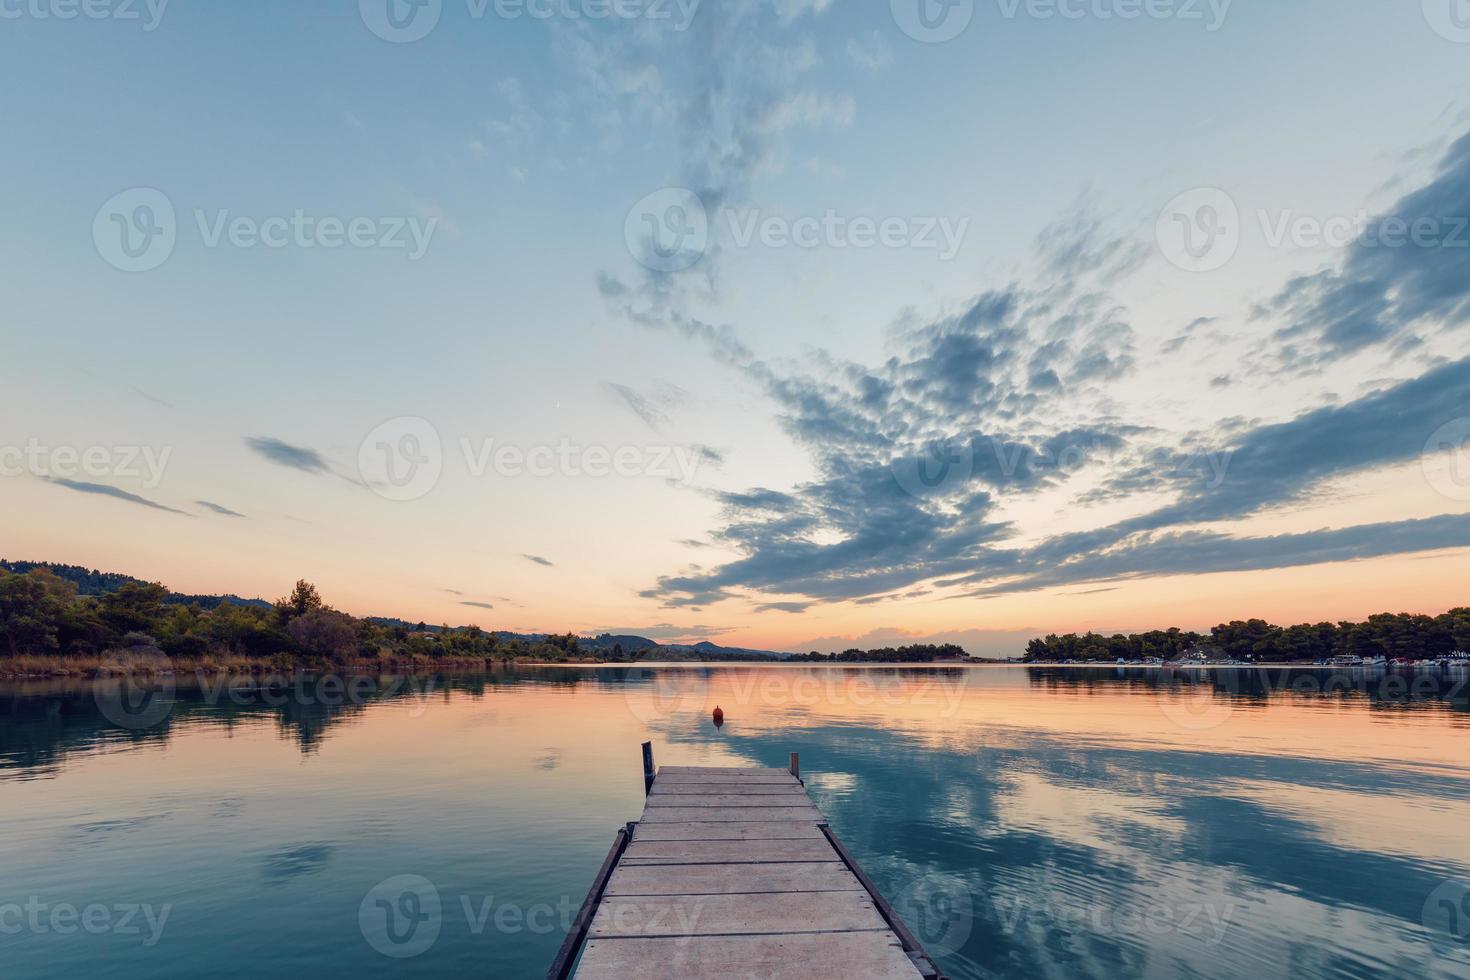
left=620, top=837, right=843, bottom=865
left=574, top=932, right=924, bottom=980
left=550, top=747, right=948, bottom=980
left=640, top=805, right=826, bottom=823
left=648, top=782, right=808, bottom=795
left=604, top=862, right=864, bottom=898
left=630, top=820, right=827, bottom=841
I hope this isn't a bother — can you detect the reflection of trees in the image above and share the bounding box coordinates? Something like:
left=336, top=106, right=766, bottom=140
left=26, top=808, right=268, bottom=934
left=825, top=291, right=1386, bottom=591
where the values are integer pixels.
left=0, top=669, right=530, bottom=773
left=1024, top=666, right=1470, bottom=714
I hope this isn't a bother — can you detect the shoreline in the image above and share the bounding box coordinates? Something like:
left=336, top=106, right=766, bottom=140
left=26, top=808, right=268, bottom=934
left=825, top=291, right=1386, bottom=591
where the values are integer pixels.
left=3, top=657, right=1465, bottom=680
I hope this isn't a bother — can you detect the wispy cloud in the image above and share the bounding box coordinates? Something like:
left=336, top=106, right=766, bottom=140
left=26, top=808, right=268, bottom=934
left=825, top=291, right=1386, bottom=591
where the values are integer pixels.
left=754, top=601, right=814, bottom=614
left=245, top=437, right=331, bottom=475
left=523, top=554, right=555, bottom=568
left=605, top=382, right=669, bottom=431
left=845, top=31, right=893, bottom=73
left=461, top=601, right=495, bottom=610
left=46, top=478, right=188, bottom=515
left=197, top=500, right=247, bottom=518
left=1259, top=130, right=1470, bottom=370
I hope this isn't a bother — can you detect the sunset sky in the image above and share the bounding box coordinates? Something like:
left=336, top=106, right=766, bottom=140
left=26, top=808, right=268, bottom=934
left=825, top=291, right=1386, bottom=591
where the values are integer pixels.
left=3, top=1, right=1470, bottom=655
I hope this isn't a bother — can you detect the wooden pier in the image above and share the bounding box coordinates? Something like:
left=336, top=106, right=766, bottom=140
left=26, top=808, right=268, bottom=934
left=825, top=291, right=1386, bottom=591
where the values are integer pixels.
left=548, top=746, right=947, bottom=980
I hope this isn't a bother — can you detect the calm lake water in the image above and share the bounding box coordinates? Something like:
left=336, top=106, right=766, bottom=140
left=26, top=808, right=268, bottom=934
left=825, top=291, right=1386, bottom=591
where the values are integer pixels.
left=3, top=665, right=1470, bottom=979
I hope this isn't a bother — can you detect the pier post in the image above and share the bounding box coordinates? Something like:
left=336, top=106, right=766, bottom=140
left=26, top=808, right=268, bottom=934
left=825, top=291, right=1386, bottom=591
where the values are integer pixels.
left=642, top=741, right=655, bottom=795
left=789, top=752, right=800, bottom=780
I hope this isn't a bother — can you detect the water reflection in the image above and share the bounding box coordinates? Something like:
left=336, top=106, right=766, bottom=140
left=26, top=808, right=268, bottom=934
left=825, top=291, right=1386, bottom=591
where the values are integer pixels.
left=2, top=665, right=1468, bottom=979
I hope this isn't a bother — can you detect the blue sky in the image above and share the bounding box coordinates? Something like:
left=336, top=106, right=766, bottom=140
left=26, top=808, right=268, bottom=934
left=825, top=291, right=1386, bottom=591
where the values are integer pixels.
left=3, top=1, right=1470, bottom=654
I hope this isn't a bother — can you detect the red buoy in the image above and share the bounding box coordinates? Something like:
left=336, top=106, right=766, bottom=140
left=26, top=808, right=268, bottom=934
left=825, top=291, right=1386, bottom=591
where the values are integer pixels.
left=713, top=706, right=725, bottom=727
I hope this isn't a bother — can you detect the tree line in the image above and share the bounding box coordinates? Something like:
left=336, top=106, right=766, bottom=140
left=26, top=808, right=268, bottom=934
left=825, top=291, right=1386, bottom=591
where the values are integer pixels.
left=1023, top=611, right=1470, bottom=663
left=793, top=644, right=970, bottom=663
left=0, top=568, right=589, bottom=667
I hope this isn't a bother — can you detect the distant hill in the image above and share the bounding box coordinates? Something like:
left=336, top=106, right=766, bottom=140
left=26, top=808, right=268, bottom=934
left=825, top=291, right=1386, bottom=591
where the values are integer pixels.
left=585, top=633, right=662, bottom=653
left=0, top=560, right=272, bottom=611
left=662, top=640, right=788, bottom=661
